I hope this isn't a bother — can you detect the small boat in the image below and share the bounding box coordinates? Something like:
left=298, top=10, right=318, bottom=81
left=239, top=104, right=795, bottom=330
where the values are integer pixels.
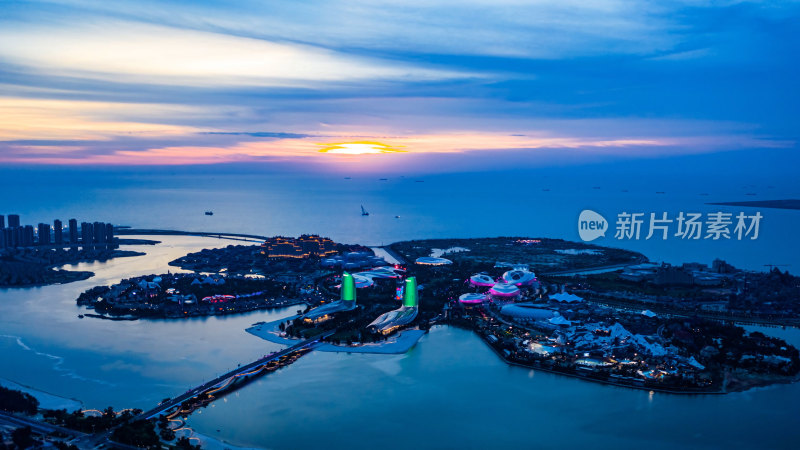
left=395, top=215, right=401, bottom=218
left=361, top=205, right=369, bottom=216
left=656, top=191, right=665, bottom=194
left=205, top=211, right=214, bottom=216
left=344, top=177, right=351, bottom=179
left=379, top=178, right=388, bottom=181
left=78, top=314, right=84, bottom=319
left=745, top=193, right=757, bottom=196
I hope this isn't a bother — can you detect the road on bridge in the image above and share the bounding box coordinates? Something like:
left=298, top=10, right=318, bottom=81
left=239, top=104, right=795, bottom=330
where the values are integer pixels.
left=136, top=330, right=335, bottom=421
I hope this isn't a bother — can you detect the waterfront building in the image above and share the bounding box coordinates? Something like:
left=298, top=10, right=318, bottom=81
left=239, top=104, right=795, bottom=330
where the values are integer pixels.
left=81, top=222, right=93, bottom=249
left=3, top=227, right=17, bottom=248
left=54, top=219, right=63, bottom=245
left=297, top=234, right=337, bottom=256
left=7, top=214, right=20, bottom=228
left=0, top=228, right=5, bottom=249
left=368, top=277, right=419, bottom=334
left=263, top=235, right=338, bottom=259
left=302, top=272, right=357, bottom=323
left=22, top=225, right=34, bottom=247
left=105, top=223, right=114, bottom=243
left=0, top=215, right=4, bottom=229
left=37, top=223, right=51, bottom=245
left=68, top=219, right=78, bottom=245
left=93, top=221, right=105, bottom=244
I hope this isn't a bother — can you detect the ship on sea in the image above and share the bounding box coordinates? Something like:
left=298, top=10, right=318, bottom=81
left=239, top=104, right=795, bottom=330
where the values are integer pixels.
left=361, top=205, right=369, bottom=216
left=205, top=211, right=214, bottom=216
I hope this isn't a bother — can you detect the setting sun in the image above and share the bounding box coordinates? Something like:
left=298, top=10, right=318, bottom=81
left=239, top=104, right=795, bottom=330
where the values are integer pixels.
left=318, top=141, right=405, bottom=155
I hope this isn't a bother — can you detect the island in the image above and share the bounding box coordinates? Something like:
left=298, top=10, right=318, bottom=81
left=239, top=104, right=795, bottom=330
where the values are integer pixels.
left=73, top=234, right=800, bottom=395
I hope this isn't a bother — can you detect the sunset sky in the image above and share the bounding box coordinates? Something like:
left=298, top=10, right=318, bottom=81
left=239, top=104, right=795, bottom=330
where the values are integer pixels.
left=1, top=1, right=798, bottom=171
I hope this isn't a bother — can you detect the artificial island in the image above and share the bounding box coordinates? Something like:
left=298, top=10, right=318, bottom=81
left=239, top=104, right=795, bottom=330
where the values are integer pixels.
left=3, top=230, right=800, bottom=448
left=75, top=232, right=800, bottom=394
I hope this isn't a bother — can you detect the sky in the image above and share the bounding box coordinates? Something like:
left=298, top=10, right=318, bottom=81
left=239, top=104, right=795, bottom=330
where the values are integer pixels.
left=0, top=0, right=798, bottom=172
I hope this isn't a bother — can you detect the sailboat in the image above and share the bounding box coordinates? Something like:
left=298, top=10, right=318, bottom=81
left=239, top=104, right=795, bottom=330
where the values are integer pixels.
left=361, top=205, right=370, bottom=216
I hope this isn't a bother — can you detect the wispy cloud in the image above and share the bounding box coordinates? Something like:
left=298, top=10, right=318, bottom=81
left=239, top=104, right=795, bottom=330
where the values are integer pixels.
left=0, top=0, right=797, bottom=168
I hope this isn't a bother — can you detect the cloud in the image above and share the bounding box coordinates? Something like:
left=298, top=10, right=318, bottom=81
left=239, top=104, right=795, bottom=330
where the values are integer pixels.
left=0, top=20, right=471, bottom=88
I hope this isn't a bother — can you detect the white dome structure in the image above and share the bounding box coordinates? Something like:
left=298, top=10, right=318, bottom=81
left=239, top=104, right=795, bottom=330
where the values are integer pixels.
left=502, top=269, right=537, bottom=286
left=469, top=274, right=495, bottom=287
left=459, top=293, right=488, bottom=304
left=489, top=282, right=520, bottom=297
left=415, top=256, right=453, bottom=265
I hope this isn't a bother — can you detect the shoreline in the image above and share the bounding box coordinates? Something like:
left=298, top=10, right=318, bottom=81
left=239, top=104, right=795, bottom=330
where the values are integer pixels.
left=246, top=317, right=426, bottom=354
left=0, top=377, right=83, bottom=411
left=472, top=328, right=799, bottom=395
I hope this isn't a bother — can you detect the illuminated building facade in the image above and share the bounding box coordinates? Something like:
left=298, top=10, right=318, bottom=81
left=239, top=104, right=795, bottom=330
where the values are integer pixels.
left=302, top=272, right=357, bottom=323
left=263, top=234, right=337, bottom=259
left=368, top=277, right=419, bottom=334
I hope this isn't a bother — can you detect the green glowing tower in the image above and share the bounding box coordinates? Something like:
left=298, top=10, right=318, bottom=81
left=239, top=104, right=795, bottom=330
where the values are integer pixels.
left=341, top=272, right=356, bottom=304
left=403, top=277, right=418, bottom=307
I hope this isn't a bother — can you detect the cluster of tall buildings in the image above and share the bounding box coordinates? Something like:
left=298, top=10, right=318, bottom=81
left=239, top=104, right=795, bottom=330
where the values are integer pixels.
left=262, top=234, right=337, bottom=259
left=0, top=214, right=115, bottom=250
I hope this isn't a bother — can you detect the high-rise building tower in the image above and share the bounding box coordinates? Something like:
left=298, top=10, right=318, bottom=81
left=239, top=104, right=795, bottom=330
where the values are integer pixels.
left=68, top=219, right=78, bottom=245
left=403, top=277, right=419, bottom=307
left=105, top=223, right=114, bottom=244
left=22, top=225, right=34, bottom=247
left=92, top=222, right=104, bottom=244
left=8, top=214, right=20, bottom=228
left=341, top=272, right=357, bottom=304
left=0, top=214, right=4, bottom=229
left=53, top=219, right=63, bottom=245
left=81, top=222, right=93, bottom=249
left=37, top=223, right=51, bottom=245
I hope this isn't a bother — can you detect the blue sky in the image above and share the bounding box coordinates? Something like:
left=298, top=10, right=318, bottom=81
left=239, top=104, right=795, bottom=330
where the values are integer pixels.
left=0, top=0, right=797, bottom=170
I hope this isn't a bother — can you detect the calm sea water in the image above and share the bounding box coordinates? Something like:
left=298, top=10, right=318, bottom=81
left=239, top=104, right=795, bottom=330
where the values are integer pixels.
left=1, top=164, right=798, bottom=271
left=1, top=165, right=799, bottom=449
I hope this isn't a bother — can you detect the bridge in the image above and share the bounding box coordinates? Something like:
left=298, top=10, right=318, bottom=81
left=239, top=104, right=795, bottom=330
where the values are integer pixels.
left=116, top=228, right=270, bottom=243
left=135, top=330, right=335, bottom=421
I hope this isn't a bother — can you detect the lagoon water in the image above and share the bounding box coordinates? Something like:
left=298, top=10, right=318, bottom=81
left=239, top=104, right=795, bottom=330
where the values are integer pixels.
left=1, top=164, right=799, bottom=448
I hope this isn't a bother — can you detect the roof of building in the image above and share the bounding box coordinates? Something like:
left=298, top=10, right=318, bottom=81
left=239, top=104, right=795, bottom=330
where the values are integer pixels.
left=415, top=256, right=453, bottom=266
left=550, top=292, right=583, bottom=303
left=502, top=269, right=537, bottom=286
left=499, top=303, right=555, bottom=320
left=469, top=273, right=495, bottom=287
left=489, top=282, right=520, bottom=296
left=459, top=293, right=488, bottom=304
